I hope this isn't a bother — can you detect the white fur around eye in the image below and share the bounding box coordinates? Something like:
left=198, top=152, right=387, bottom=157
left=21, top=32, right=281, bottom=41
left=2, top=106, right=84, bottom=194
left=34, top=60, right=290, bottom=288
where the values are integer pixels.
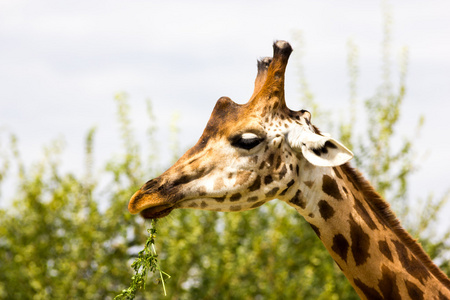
left=241, top=133, right=259, bottom=140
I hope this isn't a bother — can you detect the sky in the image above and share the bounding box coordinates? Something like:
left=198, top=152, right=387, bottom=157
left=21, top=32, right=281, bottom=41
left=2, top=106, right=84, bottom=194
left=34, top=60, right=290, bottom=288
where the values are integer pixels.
left=1, top=1, right=449, bottom=230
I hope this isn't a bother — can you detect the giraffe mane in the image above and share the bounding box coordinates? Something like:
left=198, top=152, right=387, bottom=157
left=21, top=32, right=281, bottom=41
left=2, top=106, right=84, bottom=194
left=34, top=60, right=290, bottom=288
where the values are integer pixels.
left=340, top=163, right=450, bottom=289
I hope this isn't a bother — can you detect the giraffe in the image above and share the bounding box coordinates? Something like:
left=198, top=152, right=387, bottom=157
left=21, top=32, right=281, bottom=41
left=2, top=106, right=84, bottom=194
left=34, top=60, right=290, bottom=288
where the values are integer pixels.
left=128, top=41, right=450, bottom=299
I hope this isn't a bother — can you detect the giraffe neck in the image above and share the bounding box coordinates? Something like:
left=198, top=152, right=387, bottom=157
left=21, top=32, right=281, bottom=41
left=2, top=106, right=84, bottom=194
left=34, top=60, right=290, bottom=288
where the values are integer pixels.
left=283, top=163, right=450, bottom=299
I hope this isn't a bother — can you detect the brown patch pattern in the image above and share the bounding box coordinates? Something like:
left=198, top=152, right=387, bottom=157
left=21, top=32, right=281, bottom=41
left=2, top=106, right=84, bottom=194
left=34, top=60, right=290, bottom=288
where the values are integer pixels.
left=198, top=186, right=206, bottom=196
left=251, top=201, right=265, bottom=208
left=267, top=153, right=275, bottom=166
left=404, top=279, right=424, bottom=300
left=289, top=190, right=305, bottom=209
left=266, top=187, right=279, bottom=198
left=214, top=196, right=226, bottom=203
left=230, top=205, right=241, bottom=211
left=318, top=200, right=335, bottom=221
left=331, top=234, right=349, bottom=263
left=309, top=223, right=321, bottom=238
left=353, top=195, right=378, bottom=230
left=354, top=278, right=382, bottom=300
left=342, top=186, right=348, bottom=195
left=341, top=163, right=450, bottom=288
left=248, top=176, right=261, bottom=192
left=438, top=291, right=448, bottom=300
left=279, top=179, right=295, bottom=196
left=230, top=193, right=242, bottom=202
left=322, top=175, right=343, bottom=200
left=392, top=239, right=430, bottom=285
left=333, top=167, right=343, bottom=179
left=349, top=215, right=371, bottom=266
left=275, top=155, right=282, bottom=169
left=264, top=175, right=273, bottom=185
left=344, top=169, right=360, bottom=191
left=378, top=265, right=401, bottom=300
left=304, top=181, right=314, bottom=188
left=247, top=196, right=259, bottom=202
left=378, top=240, right=394, bottom=262
left=278, top=164, right=288, bottom=179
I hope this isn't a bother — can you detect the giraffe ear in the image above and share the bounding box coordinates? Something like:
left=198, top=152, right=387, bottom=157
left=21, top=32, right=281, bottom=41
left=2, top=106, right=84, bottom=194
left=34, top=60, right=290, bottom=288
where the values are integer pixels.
left=287, top=127, right=353, bottom=167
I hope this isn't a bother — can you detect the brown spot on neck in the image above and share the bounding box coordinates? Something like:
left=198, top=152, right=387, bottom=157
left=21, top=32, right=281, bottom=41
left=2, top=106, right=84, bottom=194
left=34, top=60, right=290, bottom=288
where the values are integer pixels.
left=378, top=265, right=401, bottom=300
left=279, top=179, right=295, bottom=196
left=322, top=174, right=343, bottom=201
left=267, top=153, right=275, bottom=167
left=331, top=234, right=349, bottom=263
left=404, top=280, right=424, bottom=300
left=309, top=223, right=321, bottom=238
left=248, top=175, right=261, bottom=192
left=392, top=239, right=430, bottom=285
left=340, top=163, right=450, bottom=288
left=278, top=164, right=288, bottom=179
left=354, top=278, right=382, bottom=299
left=289, top=190, right=305, bottom=209
left=275, top=155, right=282, bottom=169
left=304, top=181, right=314, bottom=188
left=378, top=240, right=394, bottom=262
left=265, top=187, right=279, bottom=198
left=333, top=167, right=343, bottom=179
left=353, top=194, right=378, bottom=230
left=318, top=200, right=335, bottom=221
left=349, top=215, right=371, bottom=266
left=264, top=175, right=273, bottom=185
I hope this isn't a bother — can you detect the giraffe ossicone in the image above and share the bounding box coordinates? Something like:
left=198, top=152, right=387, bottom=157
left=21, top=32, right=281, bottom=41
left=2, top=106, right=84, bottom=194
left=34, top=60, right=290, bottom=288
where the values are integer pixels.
left=129, top=41, right=450, bottom=299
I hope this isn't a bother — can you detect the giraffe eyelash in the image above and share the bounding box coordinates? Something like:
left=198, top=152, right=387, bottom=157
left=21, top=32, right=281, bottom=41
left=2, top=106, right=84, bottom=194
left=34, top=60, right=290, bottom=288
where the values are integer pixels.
left=230, top=133, right=265, bottom=150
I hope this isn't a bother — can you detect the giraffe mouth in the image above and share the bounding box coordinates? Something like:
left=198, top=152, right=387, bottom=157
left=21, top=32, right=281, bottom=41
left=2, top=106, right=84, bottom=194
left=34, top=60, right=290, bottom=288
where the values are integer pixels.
left=140, top=204, right=174, bottom=219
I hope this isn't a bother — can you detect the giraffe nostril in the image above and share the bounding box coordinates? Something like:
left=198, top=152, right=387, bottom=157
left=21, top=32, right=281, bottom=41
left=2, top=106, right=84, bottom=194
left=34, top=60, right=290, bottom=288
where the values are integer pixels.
left=142, top=178, right=160, bottom=191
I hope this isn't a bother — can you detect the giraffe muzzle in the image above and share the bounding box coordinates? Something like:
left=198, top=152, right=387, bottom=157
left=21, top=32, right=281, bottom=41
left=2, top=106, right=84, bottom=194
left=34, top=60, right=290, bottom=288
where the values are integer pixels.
left=128, top=187, right=176, bottom=219
left=128, top=173, right=191, bottom=219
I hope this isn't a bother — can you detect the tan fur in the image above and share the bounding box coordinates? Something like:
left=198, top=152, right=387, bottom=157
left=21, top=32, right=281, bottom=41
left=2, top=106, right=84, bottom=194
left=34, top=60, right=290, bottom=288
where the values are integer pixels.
left=341, top=163, right=450, bottom=289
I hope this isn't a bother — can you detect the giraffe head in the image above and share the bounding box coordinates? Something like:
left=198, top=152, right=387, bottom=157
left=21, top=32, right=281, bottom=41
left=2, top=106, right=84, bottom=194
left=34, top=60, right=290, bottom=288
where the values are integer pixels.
left=128, top=40, right=353, bottom=219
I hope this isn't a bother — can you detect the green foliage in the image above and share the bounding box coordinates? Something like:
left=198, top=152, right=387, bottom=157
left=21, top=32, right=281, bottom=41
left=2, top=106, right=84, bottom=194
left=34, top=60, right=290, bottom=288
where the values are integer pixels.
left=115, top=221, right=170, bottom=299
left=0, top=93, right=154, bottom=299
left=0, top=91, right=358, bottom=299
left=0, top=3, right=448, bottom=299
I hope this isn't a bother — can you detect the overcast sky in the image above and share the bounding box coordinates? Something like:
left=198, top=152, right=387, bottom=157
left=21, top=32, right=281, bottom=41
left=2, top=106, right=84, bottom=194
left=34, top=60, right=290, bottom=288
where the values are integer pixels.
left=1, top=1, right=449, bottom=229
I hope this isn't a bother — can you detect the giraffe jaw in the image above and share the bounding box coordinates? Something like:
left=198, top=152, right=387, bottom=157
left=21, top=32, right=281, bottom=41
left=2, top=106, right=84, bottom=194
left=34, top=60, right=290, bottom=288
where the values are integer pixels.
left=140, top=204, right=174, bottom=219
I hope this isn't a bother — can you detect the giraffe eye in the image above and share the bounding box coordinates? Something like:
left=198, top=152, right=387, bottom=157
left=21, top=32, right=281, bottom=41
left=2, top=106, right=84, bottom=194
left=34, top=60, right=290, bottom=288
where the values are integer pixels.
left=231, top=133, right=264, bottom=150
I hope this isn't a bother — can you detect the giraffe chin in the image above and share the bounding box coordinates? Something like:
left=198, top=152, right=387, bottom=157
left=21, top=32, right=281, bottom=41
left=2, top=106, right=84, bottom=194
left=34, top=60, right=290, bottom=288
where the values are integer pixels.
left=140, top=205, right=174, bottom=219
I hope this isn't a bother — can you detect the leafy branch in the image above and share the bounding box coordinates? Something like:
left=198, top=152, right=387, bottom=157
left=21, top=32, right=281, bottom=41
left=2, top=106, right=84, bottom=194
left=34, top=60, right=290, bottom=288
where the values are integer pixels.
left=115, top=220, right=171, bottom=299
